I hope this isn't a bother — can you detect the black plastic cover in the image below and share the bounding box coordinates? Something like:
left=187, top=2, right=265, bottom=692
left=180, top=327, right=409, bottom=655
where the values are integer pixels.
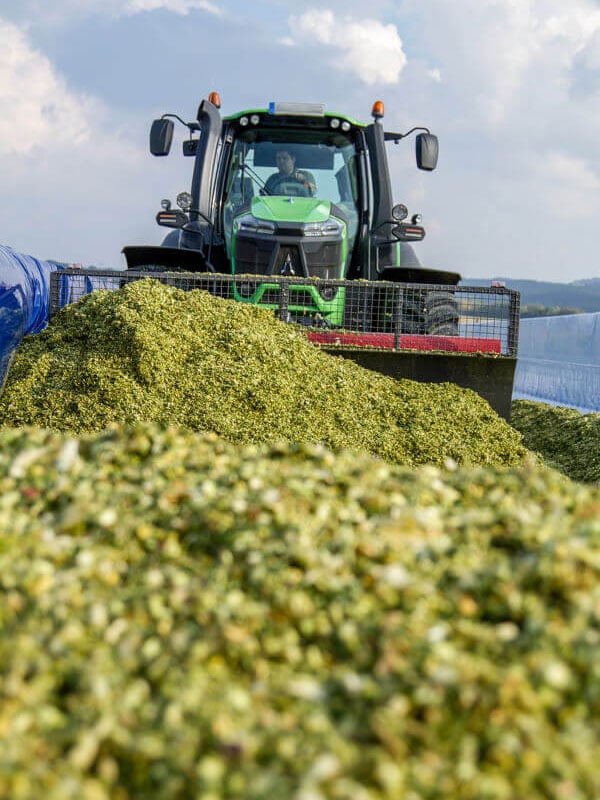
left=122, top=245, right=212, bottom=272
left=378, top=266, right=461, bottom=285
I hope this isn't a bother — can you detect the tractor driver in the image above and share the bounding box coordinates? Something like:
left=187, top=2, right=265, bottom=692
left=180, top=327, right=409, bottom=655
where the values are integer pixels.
left=264, top=149, right=316, bottom=197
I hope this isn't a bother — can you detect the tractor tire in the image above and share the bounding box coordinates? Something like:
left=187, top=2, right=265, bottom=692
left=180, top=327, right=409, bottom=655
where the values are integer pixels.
left=401, top=288, right=459, bottom=336
left=342, top=284, right=459, bottom=336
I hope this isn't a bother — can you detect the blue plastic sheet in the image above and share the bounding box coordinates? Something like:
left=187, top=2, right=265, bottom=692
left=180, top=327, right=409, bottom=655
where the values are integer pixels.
left=0, top=245, right=125, bottom=387
left=0, top=245, right=66, bottom=386
left=513, top=313, right=600, bottom=412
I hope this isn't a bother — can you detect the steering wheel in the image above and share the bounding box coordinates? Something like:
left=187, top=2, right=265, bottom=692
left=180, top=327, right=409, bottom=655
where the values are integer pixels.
left=268, top=175, right=312, bottom=198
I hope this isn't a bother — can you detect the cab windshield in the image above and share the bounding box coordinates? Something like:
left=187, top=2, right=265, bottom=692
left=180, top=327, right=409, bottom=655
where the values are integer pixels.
left=223, top=130, right=360, bottom=255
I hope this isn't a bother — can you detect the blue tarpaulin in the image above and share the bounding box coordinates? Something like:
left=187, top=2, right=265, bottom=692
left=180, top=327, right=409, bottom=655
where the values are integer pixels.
left=1, top=245, right=124, bottom=387
left=0, top=245, right=65, bottom=386
left=514, top=312, right=600, bottom=413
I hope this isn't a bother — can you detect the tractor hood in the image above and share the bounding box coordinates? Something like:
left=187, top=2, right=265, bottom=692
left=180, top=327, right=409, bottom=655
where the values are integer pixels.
left=250, top=196, right=331, bottom=223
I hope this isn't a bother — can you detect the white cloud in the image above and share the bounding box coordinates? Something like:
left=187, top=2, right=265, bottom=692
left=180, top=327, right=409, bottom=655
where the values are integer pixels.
left=0, top=17, right=159, bottom=266
left=570, top=27, right=600, bottom=98
left=381, top=0, right=600, bottom=280
left=543, top=6, right=600, bottom=48
left=539, top=152, right=600, bottom=218
left=0, top=19, right=97, bottom=154
left=288, top=9, right=407, bottom=85
left=402, top=0, right=600, bottom=127
left=0, top=0, right=224, bottom=26
left=123, top=0, right=223, bottom=16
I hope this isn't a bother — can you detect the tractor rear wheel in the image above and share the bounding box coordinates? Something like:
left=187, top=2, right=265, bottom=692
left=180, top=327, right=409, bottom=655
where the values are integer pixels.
left=343, top=284, right=459, bottom=336
left=402, top=288, right=459, bottom=336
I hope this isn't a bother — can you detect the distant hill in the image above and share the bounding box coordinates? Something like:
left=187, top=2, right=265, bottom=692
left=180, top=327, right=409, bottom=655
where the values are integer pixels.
left=572, top=278, right=600, bottom=288
left=462, top=277, right=600, bottom=313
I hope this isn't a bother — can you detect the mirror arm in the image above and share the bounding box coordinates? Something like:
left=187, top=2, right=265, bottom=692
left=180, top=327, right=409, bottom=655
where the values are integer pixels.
left=384, top=126, right=431, bottom=143
left=161, top=113, right=200, bottom=133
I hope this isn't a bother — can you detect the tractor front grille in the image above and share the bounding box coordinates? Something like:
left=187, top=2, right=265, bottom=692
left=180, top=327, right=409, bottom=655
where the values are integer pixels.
left=235, top=238, right=271, bottom=275
left=302, top=242, right=340, bottom=275
left=234, top=235, right=342, bottom=280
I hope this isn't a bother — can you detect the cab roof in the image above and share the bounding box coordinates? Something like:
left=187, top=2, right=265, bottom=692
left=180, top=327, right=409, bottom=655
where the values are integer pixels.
left=223, top=105, right=365, bottom=128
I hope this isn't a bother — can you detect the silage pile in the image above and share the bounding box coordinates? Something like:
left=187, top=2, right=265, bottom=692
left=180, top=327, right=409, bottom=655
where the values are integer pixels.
left=1, top=425, right=600, bottom=799
left=7, top=280, right=600, bottom=798
left=0, top=279, right=526, bottom=468
left=511, top=400, right=600, bottom=484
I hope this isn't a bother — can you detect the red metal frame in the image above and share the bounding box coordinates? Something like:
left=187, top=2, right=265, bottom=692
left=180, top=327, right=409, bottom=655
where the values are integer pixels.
left=306, top=331, right=502, bottom=354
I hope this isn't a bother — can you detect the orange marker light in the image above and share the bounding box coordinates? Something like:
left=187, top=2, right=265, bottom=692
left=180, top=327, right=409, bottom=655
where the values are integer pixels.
left=371, top=100, right=385, bottom=119
left=208, top=91, right=222, bottom=108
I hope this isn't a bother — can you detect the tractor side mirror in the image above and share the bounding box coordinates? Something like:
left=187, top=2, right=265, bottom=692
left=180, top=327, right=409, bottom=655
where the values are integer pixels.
left=150, top=118, right=174, bottom=156
left=416, top=133, right=438, bottom=171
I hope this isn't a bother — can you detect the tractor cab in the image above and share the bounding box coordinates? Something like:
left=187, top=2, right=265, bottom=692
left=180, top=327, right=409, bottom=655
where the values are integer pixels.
left=220, top=110, right=362, bottom=283
left=126, top=95, right=445, bottom=323
left=137, top=95, right=440, bottom=276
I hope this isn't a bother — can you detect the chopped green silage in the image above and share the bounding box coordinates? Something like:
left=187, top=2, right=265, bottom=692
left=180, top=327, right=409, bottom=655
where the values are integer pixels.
left=0, top=279, right=526, bottom=468
left=511, top=399, right=600, bottom=484
left=1, top=425, right=599, bottom=799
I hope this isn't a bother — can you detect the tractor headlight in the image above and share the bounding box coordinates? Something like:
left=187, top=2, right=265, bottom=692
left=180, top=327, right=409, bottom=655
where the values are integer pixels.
left=237, top=280, right=256, bottom=298
left=301, top=219, right=343, bottom=237
left=234, top=214, right=277, bottom=235
left=392, top=203, right=408, bottom=221
left=318, top=283, right=338, bottom=301
left=176, top=191, right=193, bottom=211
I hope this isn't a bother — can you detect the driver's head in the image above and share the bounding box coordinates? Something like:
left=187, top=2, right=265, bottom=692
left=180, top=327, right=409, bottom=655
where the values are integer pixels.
left=275, top=150, right=296, bottom=176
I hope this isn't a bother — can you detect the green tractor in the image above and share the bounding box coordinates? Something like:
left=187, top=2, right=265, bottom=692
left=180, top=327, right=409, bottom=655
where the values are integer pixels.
left=121, top=92, right=519, bottom=417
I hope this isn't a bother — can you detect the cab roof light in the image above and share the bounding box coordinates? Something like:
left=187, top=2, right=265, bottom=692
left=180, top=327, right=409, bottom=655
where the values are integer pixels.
left=208, top=91, right=221, bottom=108
left=268, top=101, right=325, bottom=117
left=371, top=100, right=385, bottom=120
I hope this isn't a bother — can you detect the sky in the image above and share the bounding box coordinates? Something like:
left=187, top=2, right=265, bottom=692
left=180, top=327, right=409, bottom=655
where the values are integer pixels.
left=0, top=0, right=599, bottom=282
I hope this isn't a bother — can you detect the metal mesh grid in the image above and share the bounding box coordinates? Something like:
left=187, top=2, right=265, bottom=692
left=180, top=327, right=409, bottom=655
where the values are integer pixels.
left=49, top=270, right=520, bottom=357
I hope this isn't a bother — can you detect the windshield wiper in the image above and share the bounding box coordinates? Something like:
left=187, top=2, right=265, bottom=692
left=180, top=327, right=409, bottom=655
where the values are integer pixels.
left=241, top=162, right=271, bottom=195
